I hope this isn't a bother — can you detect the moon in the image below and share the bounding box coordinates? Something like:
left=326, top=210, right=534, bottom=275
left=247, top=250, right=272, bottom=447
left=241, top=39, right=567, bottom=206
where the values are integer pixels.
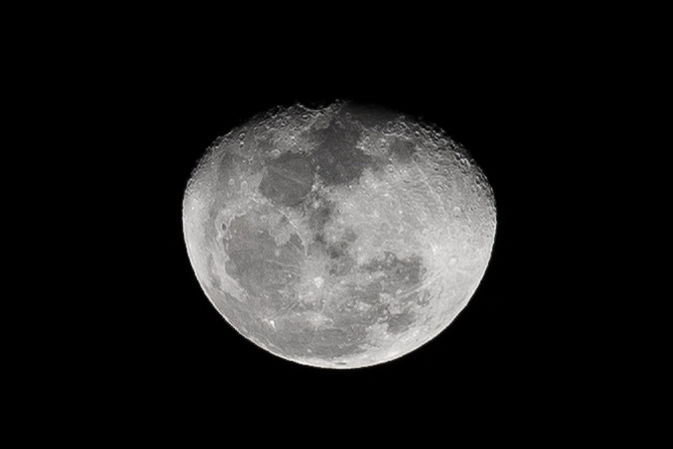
left=182, top=101, right=496, bottom=368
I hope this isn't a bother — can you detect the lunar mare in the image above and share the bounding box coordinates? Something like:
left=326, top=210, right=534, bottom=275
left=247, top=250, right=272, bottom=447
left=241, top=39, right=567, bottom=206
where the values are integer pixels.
left=183, top=101, right=496, bottom=368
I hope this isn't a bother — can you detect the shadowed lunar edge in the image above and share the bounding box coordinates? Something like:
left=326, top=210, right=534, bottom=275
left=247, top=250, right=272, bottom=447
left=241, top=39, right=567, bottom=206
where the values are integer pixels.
left=183, top=102, right=496, bottom=368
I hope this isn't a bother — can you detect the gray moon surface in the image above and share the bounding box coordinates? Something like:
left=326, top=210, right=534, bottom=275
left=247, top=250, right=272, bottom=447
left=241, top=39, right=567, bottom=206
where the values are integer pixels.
left=182, top=101, right=496, bottom=368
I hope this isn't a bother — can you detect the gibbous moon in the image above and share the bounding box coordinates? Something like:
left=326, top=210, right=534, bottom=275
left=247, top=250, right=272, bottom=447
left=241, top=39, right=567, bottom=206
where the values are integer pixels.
left=183, top=101, right=496, bottom=368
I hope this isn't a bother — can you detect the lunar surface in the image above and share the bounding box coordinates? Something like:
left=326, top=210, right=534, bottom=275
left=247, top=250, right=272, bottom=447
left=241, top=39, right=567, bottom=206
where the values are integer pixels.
left=183, top=101, right=496, bottom=368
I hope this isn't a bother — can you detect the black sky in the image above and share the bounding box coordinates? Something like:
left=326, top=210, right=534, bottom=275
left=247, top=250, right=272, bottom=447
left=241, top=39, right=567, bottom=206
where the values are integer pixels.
left=5, top=2, right=648, bottom=438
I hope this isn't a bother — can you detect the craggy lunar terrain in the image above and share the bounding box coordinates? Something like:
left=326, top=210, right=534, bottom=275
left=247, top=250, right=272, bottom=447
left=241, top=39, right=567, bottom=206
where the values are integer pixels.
left=183, top=102, right=496, bottom=368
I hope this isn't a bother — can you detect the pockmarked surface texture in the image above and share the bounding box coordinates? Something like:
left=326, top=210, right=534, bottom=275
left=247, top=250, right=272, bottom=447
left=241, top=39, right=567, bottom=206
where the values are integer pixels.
left=183, top=102, right=496, bottom=368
